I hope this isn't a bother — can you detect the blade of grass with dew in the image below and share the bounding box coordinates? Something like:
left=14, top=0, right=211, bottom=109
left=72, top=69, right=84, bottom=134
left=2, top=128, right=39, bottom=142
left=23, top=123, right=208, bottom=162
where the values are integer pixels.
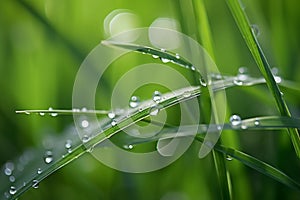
left=192, top=0, right=231, bottom=198
left=226, top=0, right=300, bottom=158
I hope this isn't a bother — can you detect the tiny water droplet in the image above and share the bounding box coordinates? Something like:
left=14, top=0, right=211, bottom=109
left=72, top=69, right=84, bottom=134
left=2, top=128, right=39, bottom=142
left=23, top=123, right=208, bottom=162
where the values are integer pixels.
left=9, top=186, right=16, bottom=195
left=129, top=96, right=140, bottom=108
left=39, top=112, right=45, bottom=116
left=44, top=150, right=53, bottom=164
left=48, top=107, right=57, bottom=116
left=254, top=120, right=260, bottom=126
left=81, top=120, right=89, bottom=128
left=81, top=107, right=87, bottom=112
left=32, top=180, right=39, bottom=189
left=199, top=77, right=207, bottom=87
left=9, top=176, right=15, bottom=182
left=251, top=24, right=260, bottom=37
left=190, top=66, right=196, bottom=71
left=65, top=140, right=72, bottom=149
left=175, top=53, right=180, bottom=59
left=234, top=67, right=249, bottom=85
left=25, top=111, right=30, bottom=115
left=217, top=125, right=222, bottom=131
left=152, top=91, right=162, bottom=102
left=111, top=119, right=117, bottom=126
left=108, top=112, right=115, bottom=119
left=72, top=108, right=80, bottom=112
left=271, top=67, right=279, bottom=75
left=149, top=105, right=160, bottom=116
left=161, top=48, right=166, bottom=52
left=123, top=144, right=134, bottom=150
left=274, top=76, right=282, bottom=83
left=82, top=135, right=90, bottom=143
left=241, top=124, right=248, bottom=130
left=226, top=155, right=233, bottom=161
left=152, top=54, right=159, bottom=59
left=230, top=115, right=242, bottom=127
left=4, top=191, right=10, bottom=198
left=160, top=57, right=170, bottom=63
left=4, top=162, right=14, bottom=176
left=183, top=91, right=191, bottom=98
left=37, top=168, right=42, bottom=174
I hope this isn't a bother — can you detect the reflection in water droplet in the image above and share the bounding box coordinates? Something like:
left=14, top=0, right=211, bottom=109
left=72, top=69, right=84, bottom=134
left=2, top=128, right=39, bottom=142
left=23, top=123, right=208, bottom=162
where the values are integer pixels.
left=229, top=115, right=242, bottom=127
left=32, top=180, right=39, bottom=189
left=199, top=77, right=207, bottom=87
left=9, top=186, right=16, bottom=195
left=108, top=112, right=115, bottom=119
left=37, top=168, right=42, bottom=174
left=82, top=135, right=90, bottom=143
left=149, top=105, right=160, bottom=116
left=44, top=150, right=53, bottom=164
left=81, top=120, right=89, bottom=128
left=226, top=155, right=233, bottom=161
left=129, top=96, right=140, bottom=108
left=160, top=57, right=170, bottom=63
left=152, top=91, right=162, bottom=102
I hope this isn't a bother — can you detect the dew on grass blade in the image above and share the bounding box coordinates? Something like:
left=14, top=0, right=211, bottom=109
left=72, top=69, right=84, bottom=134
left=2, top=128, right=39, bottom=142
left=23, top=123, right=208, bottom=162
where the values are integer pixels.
left=160, top=57, right=170, bottom=63
left=108, top=112, right=115, bottom=119
left=81, top=120, right=89, bottom=128
left=9, top=176, right=15, bottom=183
left=123, top=144, right=134, bottom=150
left=129, top=95, right=140, bottom=108
left=37, top=168, right=42, bottom=174
left=152, top=54, right=159, bottom=59
left=9, top=186, right=16, bottom=195
left=234, top=67, right=249, bottom=85
left=82, top=135, right=90, bottom=143
left=32, top=180, right=39, bottom=189
left=43, top=150, right=53, bottom=164
left=254, top=119, right=260, bottom=126
left=149, top=105, right=160, bottom=116
left=4, top=162, right=14, bottom=176
left=199, top=77, right=207, bottom=87
left=152, top=91, right=162, bottom=103
left=111, top=119, right=117, bottom=126
left=251, top=24, right=260, bottom=37
left=226, top=155, right=233, bottom=161
left=65, top=140, right=72, bottom=149
left=229, top=114, right=242, bottom=127
left=39, top=112, right=45, bottom=116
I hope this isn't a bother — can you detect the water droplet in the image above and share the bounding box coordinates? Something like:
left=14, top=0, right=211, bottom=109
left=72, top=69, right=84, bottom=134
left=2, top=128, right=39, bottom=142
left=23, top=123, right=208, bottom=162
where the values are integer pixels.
left=271, top=67, right=279, bottom=75
left=199, top=77, right=207, bottom=87
left=65, top=140, right=72, bottom=149
left=234, top=67, right=249, bottom=85
left=111, top=119, right=117, bottom=126
left=251, top=24, right=260, bottom=37
left=241, top=124, right=247, bottom=130
left=254, top=120, right=260, bottom=126
left=4, top=191, right=10, bottom=198
left=160, top=57, right=170, bottom=63
left=229, top=115, right=242, bottom=127
left=37, top=168, right=42, bottom=174
left=81, top=107, right=87, bottom=112
left=72, top=108, right=80, bottom=112
left=82, top=135, right=90, bottom=143
left=123, top=144, right=134, bottom=150
left=217, top=125, right=222, bottom=131
left=4, top=162, right=14, bottom=176
left=39, top=112, right=45, bottom=116
left=108, top=112, right=115, bottom=119
left=161, top=48, right=166, bottom=52
left=81, top=120, right=89, bottom=128
left=9, top=186, right=16, bottom=195
left=152, top=91, right=162, bottom=103
left=43, top=150, right=53, bottom=164
left=149, top=105, right=160, bottom=116
left=24, top=111, right=30, bottom=115
left=183, top=91, right=191, bottom=98
left=152, top=54, right=159, bottom=59
left=48, top=107, right=58, bottom=117
left=9, top=176, right=15, bottom=182
left=226, top=155, right=233, bottom=161
left=175, top=53, right=180, bottom=59
left=274, top=76, right=282, bottom=83
left=32, top=180, right=39, bottom=189
left=129, top=96, right=140, bottom=108
left=190, top=66, right=196, bottom=71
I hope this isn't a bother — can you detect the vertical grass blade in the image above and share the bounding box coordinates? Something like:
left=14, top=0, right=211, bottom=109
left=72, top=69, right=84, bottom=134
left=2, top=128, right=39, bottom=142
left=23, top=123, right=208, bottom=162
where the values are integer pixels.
left=226, top=0, right=300, bottom=158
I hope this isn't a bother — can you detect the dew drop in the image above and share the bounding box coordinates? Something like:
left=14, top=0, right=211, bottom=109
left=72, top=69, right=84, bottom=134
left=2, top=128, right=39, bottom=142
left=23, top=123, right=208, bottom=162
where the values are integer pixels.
left=82, top=135, right=90, bottom=143
left=111, top=119, right=117, bottom=126
left=129, top=95, right=140, bottom=108
left=183, top=91, right=191, bottom=98
left=4, top=162, right=14, bottom=176
left=152, top=91, right=162, bottom=103
left=123, top=144, right=134, bottom=150
left=161, top=48, right=166, bottom=52
left=234, top=67, right=249, bottom=85
left=65, top=139, right=72, bottom=149
left=254, top=120, right=260, bottom=126
left=48, top=107, right=58, bottom=117
left=149, top=105, right=160, bottom=116
left=190, top=66, right=196, bottom=71
left=43, top=150, right=53, bottom=164
left=81, top=120, right=89, bottom=128
left=108, top=112, right=115, bottom=119
left=9, top=186, right=16, bottom=195
left=229, top=115, right=242, bottom=127
left=37, top=168, right=42, bottom=174
left=199, top=77, right=207, bottom=87
left=32, top=180, right=39, bottom=189
left=241, top=124, right=248, bottom=130
left=251, top=24, right=260, bottom=37
left=152, top=54, right=159, bottom=59
left=217, top=125, right=222, bottom=131
left=274, top=76, right=282, bottom=83
left=81, top=107, right=87, bottom=112
left=4, top=191, right=10, bottom=198
left=175, top=53, right=180, bottom=59
left=160, top=57, right=170, bottom=63
left=72, top=108, right=80, bottom=112
left=39, top=112, right=45, bottom=116
left=9, top=176, right=15, bottom=183
left=226, top=155, right=233, bottom=161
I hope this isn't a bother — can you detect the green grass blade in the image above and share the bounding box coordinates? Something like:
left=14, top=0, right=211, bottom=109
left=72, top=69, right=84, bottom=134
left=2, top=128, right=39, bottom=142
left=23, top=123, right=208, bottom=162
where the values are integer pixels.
left=226, top=0, right=300, bottom=158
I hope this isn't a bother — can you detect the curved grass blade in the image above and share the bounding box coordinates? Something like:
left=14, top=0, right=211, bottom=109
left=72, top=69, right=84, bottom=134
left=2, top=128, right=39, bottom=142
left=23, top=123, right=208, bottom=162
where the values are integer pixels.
left=226, top=0, right=300, bottom=158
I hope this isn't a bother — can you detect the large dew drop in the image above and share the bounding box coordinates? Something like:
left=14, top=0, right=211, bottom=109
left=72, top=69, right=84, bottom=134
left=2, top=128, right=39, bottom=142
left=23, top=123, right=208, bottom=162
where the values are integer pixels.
left=108, top=112, right=116, bottom=119
left=9, top=186, right=16, bottom=195
left=129, top=95, right=140, bottom=108
left=229, top=115, right=242, bottom=127
left=43, top=150, right=53, bottom=164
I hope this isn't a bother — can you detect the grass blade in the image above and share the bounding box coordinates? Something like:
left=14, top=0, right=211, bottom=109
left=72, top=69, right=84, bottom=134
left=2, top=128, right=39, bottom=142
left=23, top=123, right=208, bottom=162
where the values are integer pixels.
left=226, top=0, right=300, bottom=158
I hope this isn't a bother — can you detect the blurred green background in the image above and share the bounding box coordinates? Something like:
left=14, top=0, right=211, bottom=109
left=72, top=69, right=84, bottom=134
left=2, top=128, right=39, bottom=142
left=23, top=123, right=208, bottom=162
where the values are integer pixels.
left=1, top=0, right=300, bottom=199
